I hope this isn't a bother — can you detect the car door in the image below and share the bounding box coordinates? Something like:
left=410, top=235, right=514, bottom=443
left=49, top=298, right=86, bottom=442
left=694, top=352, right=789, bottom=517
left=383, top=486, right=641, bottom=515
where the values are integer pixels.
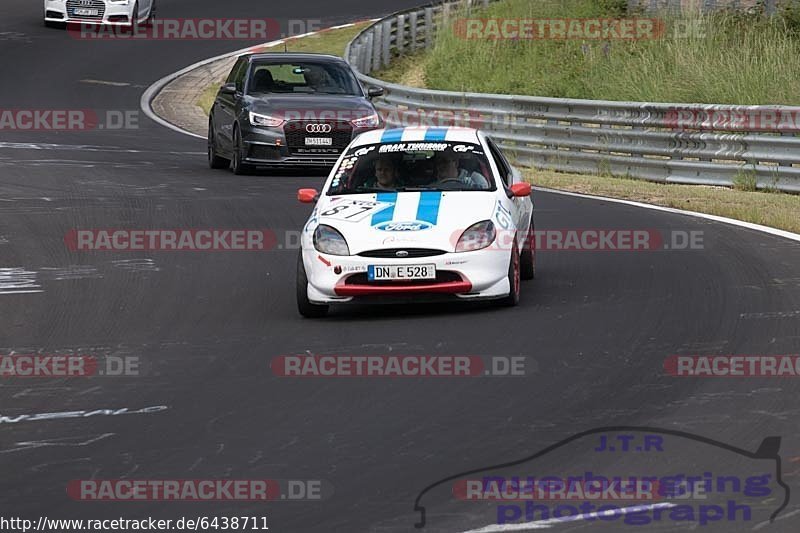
left=486, top=137, right=531, bottom=235
left=214, top=58, right=248, bottom=153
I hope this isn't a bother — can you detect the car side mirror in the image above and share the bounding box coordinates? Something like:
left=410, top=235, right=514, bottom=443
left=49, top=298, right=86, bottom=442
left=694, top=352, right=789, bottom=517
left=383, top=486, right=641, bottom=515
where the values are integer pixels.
left=367, top=86, right=384, bottom=98
left=298, top=188, right=319, bottom=203
left=220, top=82, right=238, bottom=95
left=509, top=182, right=531, bottom=198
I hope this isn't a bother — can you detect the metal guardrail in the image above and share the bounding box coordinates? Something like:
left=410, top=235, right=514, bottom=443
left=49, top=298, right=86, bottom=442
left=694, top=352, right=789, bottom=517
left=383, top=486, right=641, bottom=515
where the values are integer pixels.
left=345, top=1, right=800, bottom=192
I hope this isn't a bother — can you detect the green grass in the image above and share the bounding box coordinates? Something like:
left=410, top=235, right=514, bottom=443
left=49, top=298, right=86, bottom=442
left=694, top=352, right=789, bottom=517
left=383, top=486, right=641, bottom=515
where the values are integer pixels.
left=378, top=0, right=800, bottom=104
left=197, top=22, right=371, bottom=115
left=528, top=168, right=800, bottom=233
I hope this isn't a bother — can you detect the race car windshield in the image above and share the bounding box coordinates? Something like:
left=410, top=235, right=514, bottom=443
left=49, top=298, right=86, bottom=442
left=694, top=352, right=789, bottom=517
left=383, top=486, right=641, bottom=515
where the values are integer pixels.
left=327, top=141, right=495, bottom=194
left=247, top=61, right=362, bottom=96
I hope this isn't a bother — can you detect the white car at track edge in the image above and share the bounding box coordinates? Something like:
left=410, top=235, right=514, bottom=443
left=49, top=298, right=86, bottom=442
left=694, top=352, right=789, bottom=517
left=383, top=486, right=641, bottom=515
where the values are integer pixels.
left=44, top=0, right=155, bottom=27
left=296, top=127, right=535, bottom=318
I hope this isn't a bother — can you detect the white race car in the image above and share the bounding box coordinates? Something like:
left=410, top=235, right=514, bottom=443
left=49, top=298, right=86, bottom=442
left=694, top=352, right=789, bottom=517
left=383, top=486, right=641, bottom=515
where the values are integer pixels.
left=296, top=127, right=535, bottom=317
left=44, top=0, right=154, bottom=27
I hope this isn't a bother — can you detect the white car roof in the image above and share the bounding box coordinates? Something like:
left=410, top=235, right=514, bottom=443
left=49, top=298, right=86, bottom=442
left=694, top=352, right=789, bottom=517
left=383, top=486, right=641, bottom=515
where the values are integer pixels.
left=353, top=127, right=482, bottom=146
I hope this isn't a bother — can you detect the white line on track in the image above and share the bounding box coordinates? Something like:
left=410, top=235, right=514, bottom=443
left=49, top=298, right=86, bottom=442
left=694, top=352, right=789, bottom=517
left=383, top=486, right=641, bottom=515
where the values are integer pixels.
left=459, top=503, right=677, bottom=533
left=533, top=186, right=800, bottom=244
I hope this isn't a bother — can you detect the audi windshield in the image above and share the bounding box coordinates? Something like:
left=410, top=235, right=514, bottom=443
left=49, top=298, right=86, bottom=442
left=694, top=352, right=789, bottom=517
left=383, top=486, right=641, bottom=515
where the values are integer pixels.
left=247, top=61, right=363, bottom=96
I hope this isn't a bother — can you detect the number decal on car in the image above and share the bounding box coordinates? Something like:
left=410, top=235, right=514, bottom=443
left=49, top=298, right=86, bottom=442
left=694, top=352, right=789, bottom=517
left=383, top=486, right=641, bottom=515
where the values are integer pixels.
left=320, top=200, right=392, bottom=222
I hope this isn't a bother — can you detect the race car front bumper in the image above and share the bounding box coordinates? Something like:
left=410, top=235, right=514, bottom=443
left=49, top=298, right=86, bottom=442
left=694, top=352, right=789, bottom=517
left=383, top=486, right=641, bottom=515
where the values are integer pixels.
left=302, top=246, right=512, bottom=305
left=44, top=0, right=138, bottom=26
left=240, top=123, right=378, bottom=169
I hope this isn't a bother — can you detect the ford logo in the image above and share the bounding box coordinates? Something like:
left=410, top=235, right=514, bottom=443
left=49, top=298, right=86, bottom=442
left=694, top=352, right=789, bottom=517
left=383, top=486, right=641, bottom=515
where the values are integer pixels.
left=306, top=123, right=332, bottom=133
left=395, top=250, right=409, bottom=257
left=375, top=221, right=432, bottom=232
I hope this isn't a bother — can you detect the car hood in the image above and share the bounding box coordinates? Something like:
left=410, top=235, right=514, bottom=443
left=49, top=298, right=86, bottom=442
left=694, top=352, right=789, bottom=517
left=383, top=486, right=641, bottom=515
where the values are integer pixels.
left=317, top=192, right=497, bottom=255
left=246, top=95, right=375, bottom=120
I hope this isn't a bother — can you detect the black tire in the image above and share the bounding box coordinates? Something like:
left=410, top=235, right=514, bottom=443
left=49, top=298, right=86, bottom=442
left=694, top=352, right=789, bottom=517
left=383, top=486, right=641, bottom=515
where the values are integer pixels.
left=207, top=121, right=230, bottom=169
left=297, top=253, right=329, bottom=318
left=501, top=240, right=521, bottom=307
left=231, top=127, right=251, bottom=175
left=520, top=219, right=535, bottom=280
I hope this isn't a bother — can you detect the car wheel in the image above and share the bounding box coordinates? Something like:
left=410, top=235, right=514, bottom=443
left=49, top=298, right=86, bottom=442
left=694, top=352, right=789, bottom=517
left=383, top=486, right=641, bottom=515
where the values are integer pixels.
left=296, top=252, right=329, bottom=318
left=520, top=220, right=535, bottom=280
left=501, top=240, right=521, bottom=307
left=207, top=122, right=230, bottom=169
left=231, top=127, right=251, bottom=175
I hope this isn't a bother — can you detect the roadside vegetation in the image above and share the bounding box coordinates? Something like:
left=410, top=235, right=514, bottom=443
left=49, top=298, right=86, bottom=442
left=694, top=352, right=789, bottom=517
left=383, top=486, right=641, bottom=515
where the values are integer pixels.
left=379, top=0, right=800, bottom=105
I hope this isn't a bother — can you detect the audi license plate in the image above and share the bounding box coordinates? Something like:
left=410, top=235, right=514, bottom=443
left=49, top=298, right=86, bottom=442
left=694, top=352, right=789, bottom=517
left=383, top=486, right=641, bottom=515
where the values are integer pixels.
left=368, top=264, right=436, bottom=281
left=305, top=137, right=332, bottom=146
left=74, top=8, right=99, bottom=15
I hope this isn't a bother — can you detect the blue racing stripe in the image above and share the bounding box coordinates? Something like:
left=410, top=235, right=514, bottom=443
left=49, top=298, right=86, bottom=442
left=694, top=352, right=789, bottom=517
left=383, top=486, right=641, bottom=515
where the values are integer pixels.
left=416, top=191, right=442, bottom=225
left=424, top=128, right=448, bottom=142
left=371, top=192, right=397, bottom=225
left=380, top=129, right=404, bottom=143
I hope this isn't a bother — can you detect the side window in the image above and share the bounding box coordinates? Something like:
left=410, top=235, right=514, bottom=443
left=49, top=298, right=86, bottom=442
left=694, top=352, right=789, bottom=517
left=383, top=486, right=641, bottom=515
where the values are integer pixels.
left=226, top=58, right=246, bottom=84
left=486, top=138, right=511, bottom=187
left=234, top=61, right=249, bottom=92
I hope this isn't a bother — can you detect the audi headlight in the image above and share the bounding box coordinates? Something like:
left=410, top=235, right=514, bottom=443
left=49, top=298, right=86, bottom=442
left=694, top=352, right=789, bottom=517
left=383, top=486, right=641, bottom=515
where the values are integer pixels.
left=313, top=225, right=350, bottom=256
left=248, top=111, right=285, bottom=128
left=351, top=113, right=381, bottom=128
left=108, top=0, right=131, bottom=3
left=456, top=220, right=496, bottom=252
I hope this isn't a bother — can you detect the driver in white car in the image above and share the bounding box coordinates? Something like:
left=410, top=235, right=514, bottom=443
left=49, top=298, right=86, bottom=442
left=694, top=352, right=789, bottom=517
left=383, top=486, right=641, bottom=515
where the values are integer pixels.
left=433, top=151, right=489, bottom=189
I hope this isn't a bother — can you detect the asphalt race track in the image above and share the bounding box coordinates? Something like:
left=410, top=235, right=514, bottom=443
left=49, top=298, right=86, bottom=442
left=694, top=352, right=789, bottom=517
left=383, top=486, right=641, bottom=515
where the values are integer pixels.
left=1, top=1, right=800, bottom=532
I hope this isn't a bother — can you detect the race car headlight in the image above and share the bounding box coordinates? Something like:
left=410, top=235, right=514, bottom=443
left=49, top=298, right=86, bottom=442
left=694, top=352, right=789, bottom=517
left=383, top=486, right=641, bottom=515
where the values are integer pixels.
left=313, top=224, right=350, bottom=256
left=248, top=111, right=285, bottom=128
left=351, top=113, right=381, bottom=128
left=456, top=220, right=496, bottom=252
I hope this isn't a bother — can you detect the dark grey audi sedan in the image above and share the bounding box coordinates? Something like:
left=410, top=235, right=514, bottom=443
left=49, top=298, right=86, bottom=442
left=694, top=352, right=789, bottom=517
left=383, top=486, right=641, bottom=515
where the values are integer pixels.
left=208, top=52, right=384, bottom=174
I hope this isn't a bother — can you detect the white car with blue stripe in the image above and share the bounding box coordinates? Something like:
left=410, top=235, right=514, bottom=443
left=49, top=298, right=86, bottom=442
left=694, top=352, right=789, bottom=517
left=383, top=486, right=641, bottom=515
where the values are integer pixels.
left=295, top=127, right=534, bottom=317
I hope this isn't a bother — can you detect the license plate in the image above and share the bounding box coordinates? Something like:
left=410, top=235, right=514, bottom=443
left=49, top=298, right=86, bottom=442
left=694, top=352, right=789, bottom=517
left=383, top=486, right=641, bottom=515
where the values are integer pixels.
left=368, top=264, right=436, bottom=281
left=305, top=137, right=332, bottom=146
left=74, top=8, right=99, bottom=15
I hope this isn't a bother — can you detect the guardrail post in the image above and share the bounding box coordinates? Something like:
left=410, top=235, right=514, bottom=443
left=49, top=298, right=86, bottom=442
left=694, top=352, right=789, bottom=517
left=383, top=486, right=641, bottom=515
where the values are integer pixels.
left=396, top=15, right=405, bottom=56
left=409, top=12, right=418, bottom=52
left=382, top=20, right=392, bottom=68
left=371, top=26, right=381, bottom=73
left=424, top=7, right=434, bottom=48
